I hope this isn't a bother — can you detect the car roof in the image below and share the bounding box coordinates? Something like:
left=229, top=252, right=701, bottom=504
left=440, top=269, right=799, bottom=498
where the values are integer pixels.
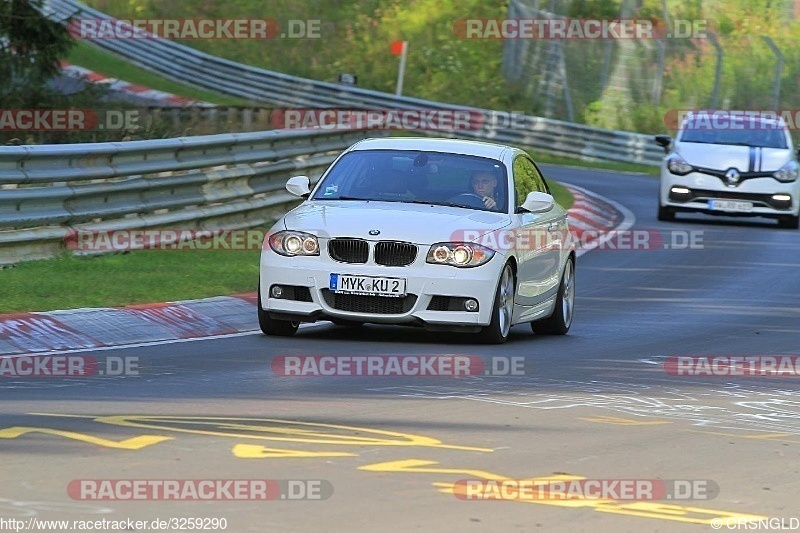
left=347, top=137, right=515, bottom=160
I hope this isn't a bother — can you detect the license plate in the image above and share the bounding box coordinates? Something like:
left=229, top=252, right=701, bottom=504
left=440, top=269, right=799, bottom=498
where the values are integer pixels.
left=330, top=274, right=406, bottom=297
left=709, top=199, right=753, bottom=212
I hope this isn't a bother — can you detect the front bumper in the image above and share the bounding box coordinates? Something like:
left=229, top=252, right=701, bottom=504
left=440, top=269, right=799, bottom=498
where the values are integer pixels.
left=260, top=250, right=505, bottom=328
left=660, top=171, right=800, bottom=218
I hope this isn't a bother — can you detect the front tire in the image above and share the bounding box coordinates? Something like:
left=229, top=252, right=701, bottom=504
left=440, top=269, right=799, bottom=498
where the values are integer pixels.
left=479, top=263, right=516, bottom=344
left=778, top=214, right=800, bottom=229
left=532, top=256, right=575, bottom=335
left=657, top=204, right=675, bottom=222
left=258, top=284, right=299, bottom=336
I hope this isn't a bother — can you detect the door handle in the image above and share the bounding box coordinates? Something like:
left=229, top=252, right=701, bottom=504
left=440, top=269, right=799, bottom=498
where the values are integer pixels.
left=547, top=222, right=559, bottom=232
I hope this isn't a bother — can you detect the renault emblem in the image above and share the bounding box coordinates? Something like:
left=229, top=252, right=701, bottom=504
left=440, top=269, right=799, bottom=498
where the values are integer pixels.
left=369, top=229, right=380, bottom=236
left=725, top=168, right=741, bottom=186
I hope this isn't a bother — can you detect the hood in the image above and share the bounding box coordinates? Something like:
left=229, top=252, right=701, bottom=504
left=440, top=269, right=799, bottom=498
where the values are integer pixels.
left=677, top=142, right=790, bottom=172
left=282, top=201, right=511, bottom=245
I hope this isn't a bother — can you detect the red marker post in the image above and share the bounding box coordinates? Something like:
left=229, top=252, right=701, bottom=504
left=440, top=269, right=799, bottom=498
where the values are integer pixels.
left=391, top=40, right=408, bottom=96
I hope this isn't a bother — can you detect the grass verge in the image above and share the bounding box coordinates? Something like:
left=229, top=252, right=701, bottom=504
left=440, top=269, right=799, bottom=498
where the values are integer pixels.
left=65, top=42, right=254, bottom=107
left=547, top=180, right=574, bottom=210
left=0, top=250, right=261, bottom=314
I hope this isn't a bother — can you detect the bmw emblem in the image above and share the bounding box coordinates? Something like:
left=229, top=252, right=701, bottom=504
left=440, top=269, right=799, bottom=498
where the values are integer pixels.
left=369, top=229, right=381, bottom=236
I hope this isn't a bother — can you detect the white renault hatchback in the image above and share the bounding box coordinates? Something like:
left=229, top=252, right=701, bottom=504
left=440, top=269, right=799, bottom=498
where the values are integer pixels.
left=656, top=113, right=800, bottom=228
left=258, top=137, right=575, bottom=343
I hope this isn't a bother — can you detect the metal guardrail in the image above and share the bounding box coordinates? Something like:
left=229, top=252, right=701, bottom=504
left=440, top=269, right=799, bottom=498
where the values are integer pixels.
left=0, top=129, right=374, bottom=264
left=43, top=0, right=664, bottom=166
left=145, top=106, right=277, bottom=134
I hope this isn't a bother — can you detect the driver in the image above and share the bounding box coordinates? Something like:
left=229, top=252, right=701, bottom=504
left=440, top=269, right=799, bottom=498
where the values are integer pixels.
left=471, top=171, right=498, bottom=210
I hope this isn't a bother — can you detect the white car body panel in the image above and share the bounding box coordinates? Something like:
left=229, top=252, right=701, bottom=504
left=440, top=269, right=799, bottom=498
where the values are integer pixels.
left=675, top=143, right=790, bottom=173
left=282, top=202, right=512, bottom=244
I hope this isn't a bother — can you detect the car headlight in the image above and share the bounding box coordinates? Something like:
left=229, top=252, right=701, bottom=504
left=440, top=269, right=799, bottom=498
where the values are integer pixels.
left=667, top=154, right=693, bottom=176
left=774, top=160, right=799, bottom=182
left=426, top=242, right=495, bottom=267
left=268, top=230, right=319, bottom=256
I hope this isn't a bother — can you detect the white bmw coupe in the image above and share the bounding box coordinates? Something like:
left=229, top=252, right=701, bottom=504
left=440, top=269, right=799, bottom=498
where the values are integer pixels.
left=258, top=137, right=575, bottom=343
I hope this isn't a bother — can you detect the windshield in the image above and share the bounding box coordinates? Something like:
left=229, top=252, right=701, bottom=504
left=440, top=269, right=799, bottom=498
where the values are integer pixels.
left=311, top=149, right=508, bottom=212
left=679, top=125, right=788, bottom=149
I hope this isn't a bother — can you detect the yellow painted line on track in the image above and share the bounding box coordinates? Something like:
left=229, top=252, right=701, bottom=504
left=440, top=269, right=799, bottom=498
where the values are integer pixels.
left=232, top=443, right=357, bottom=459
left=17, top=414, right=491, bottom=453
left=0, top=426, right=171, bottom=449
left=88, top=415, right=493, bottom=451
left=360, top=459, right=514, bottom=480
left=686, top=429, right=800, bottom=443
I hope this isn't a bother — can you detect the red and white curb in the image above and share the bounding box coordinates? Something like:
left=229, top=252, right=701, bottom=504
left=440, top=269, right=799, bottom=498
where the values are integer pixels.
left=566, top=183, right=635, bottom=257
left=60, top=61, right=213, bottom=107
left=0, top=185, right=628, bottom=356
left=0, top=295, right=257, bottom=357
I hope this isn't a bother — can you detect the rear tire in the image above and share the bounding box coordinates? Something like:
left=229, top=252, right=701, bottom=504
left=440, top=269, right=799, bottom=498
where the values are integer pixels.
left=778, top=214, right=800, bottom=229
left=479, top=263, right=516, bottom=345
left=532, top=256, right=575, bottom=336
left=258, top=284, right=299, bottom=336
left=657, top=204, right=675, bottom=222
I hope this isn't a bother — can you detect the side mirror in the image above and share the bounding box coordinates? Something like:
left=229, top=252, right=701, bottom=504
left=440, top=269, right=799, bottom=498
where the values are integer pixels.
left=519, top=191, right=554, bottom=214
left=286, top=175, right=311, bottom=198
left=654, top=134, right=672, bottom=154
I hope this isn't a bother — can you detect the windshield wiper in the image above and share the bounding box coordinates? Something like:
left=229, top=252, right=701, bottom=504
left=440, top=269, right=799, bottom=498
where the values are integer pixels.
left=720, top=142, right=785, bottom=148
left=401, top=199, right=443, bottom=206
left=432, top=201, right=476, bottom=209
left=318, top=196, right=370, bottom=201
left=316, top=197, right=477, bottom=209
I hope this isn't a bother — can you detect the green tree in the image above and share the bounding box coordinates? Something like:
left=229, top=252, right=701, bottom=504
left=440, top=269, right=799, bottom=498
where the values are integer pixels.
left=0, top=0, right=74, bottom=105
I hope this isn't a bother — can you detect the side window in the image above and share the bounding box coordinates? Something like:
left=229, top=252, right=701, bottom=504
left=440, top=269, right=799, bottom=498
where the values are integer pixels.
left=531, top=160, right=551, bottom=194
left=512, top=156, right=547, bottom=206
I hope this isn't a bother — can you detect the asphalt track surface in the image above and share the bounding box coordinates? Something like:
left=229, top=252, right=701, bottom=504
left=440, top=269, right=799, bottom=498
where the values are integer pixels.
left=2, top=165, right=799, bottom=533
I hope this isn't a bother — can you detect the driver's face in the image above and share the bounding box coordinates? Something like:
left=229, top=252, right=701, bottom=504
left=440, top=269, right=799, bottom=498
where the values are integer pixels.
left=471, top=173, right=497, bottom=196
